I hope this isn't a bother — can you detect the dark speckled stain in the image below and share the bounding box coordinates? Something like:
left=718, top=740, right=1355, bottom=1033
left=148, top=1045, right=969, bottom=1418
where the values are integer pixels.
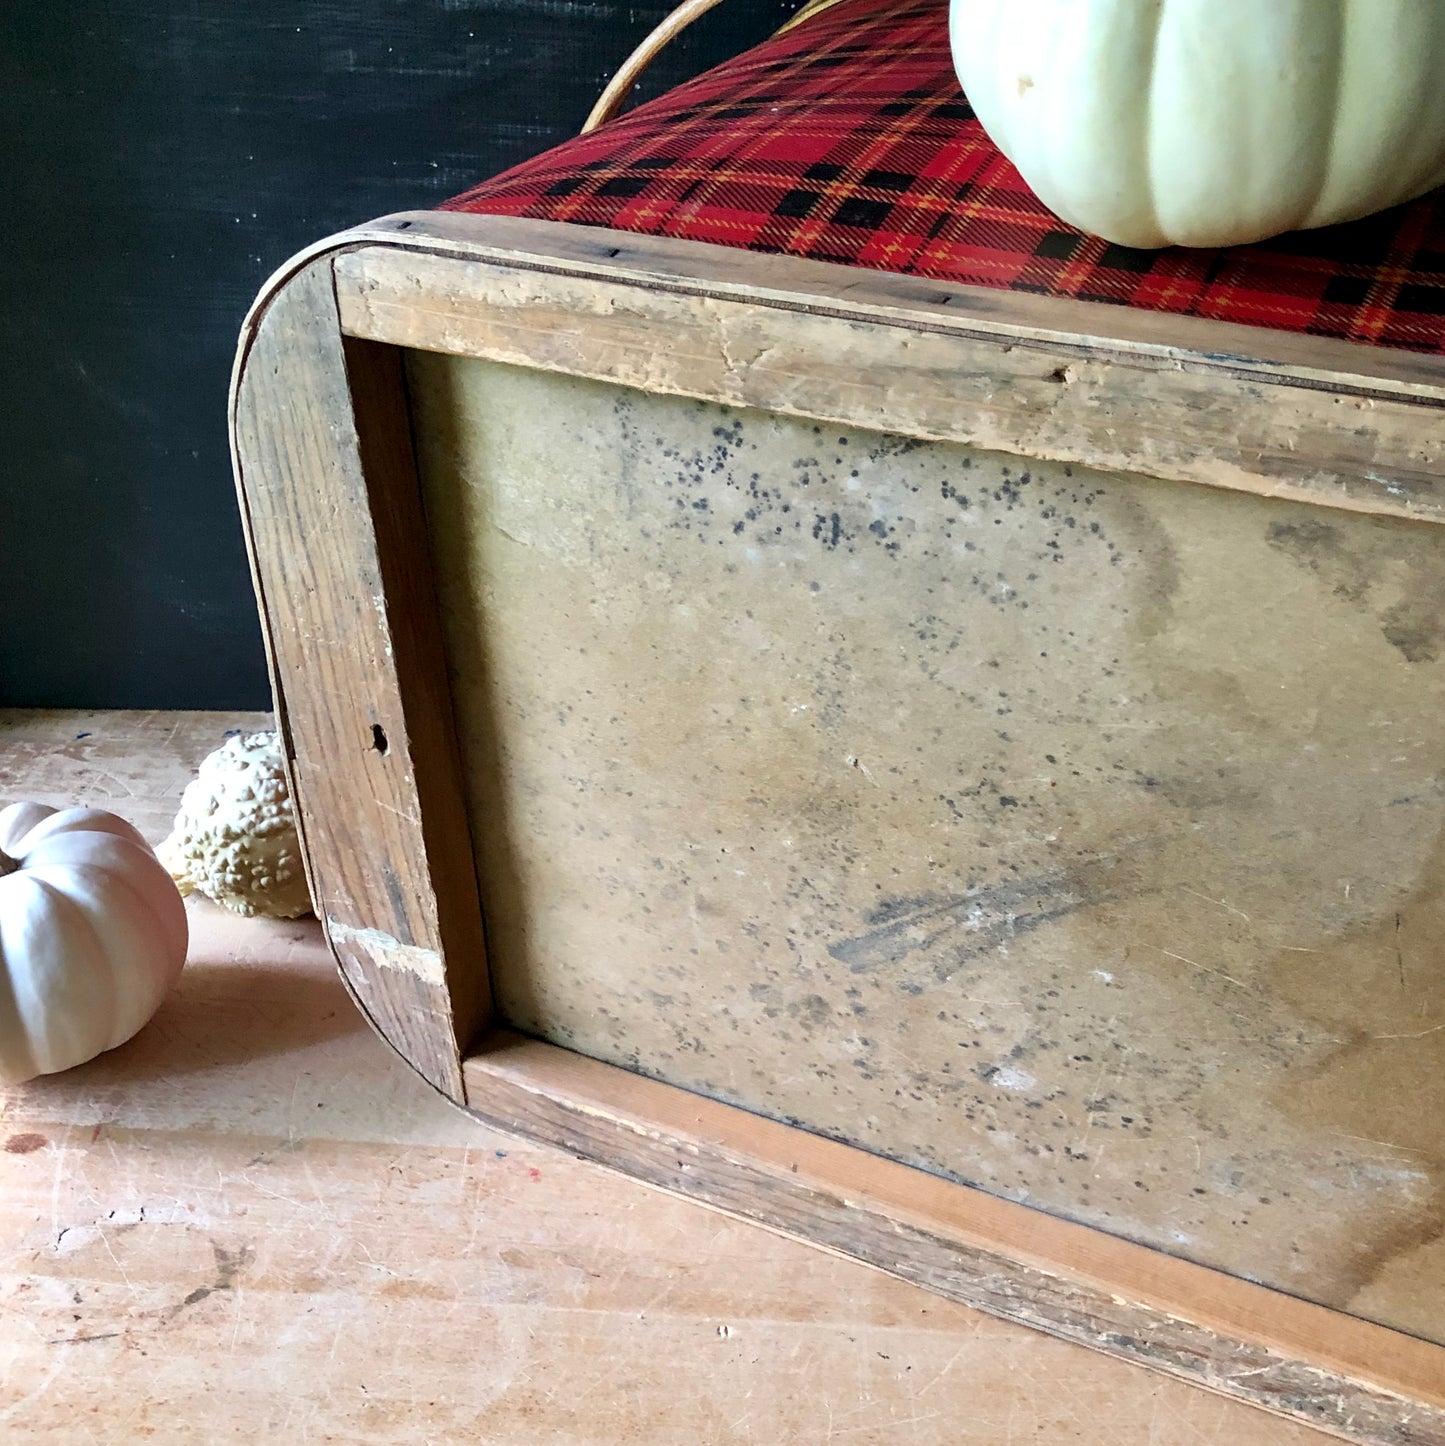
left=1381, top=595, right=1445, bottom=664
left=414, top=358, right=1445, bottom=1343
left=619, top=396, right=1129, bottom=578
left=1105, top=486, right=1180, bottom=643
left=812, top=512, right=846, bottom=549
left=1266, top=518, right=1374, bottom=603
left=5, top=1132, right=48, bottom=1154
left=788, top=992, right=832, bottom=1028
left=1266, top=515, right=1445, bottom=663
left=829, top=855, right=1144, bottom=987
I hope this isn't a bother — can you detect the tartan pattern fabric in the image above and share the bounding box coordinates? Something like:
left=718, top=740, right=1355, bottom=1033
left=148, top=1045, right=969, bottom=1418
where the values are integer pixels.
left=442, top=0, right=1445, bottom=357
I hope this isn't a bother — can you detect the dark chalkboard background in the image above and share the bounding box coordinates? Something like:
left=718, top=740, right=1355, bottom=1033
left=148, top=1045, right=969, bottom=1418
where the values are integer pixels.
left=2, top=0, right=794, bottom=708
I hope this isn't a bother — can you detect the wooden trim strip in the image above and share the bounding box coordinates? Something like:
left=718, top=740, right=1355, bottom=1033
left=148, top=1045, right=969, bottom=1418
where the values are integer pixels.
left=580, top=0, right=731, bottom=134
left=329, top=212, right=1445, bottom=529
left=229, top=259, right=491, bottom=1101
left=364, top=212, right=1445, bottom=397
left=464, top=1032, right=1445, bottom=1445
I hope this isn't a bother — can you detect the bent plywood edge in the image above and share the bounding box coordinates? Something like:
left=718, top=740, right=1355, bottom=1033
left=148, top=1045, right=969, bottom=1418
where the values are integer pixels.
left=229, top=208, right=1445, bottom=1442
left=229, top=240, right=495, bottom=1100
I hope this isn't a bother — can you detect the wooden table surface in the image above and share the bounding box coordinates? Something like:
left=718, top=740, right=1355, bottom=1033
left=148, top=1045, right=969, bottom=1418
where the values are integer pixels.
left=0, top=710, right=1335, bottom=1444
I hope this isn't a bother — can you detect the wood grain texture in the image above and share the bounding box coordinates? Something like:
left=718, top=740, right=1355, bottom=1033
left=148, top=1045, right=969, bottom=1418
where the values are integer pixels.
left=230, top=260, right=490, bottom=1099
left=361, top=211, right=1445, bottom=394
left=333, top=213, right=1445, bottom=526
left=463, top=1034, right=1445, bottom=1444
left=0, top=709, right=1337, bottom=1446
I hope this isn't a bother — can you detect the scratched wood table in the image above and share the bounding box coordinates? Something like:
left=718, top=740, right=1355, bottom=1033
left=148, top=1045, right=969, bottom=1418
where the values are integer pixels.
left=0, top=709, right=1332, bottom=1443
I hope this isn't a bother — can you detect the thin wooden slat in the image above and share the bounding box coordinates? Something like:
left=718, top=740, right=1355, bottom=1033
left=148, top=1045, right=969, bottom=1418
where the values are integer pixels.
left=332, top=213, right=1445, bottom=528
left=230, top=259, right=490, bottom=1101
left=463, top=1033, right=1445, bottom=1445
left=387, top=211, right=1445, bottom=397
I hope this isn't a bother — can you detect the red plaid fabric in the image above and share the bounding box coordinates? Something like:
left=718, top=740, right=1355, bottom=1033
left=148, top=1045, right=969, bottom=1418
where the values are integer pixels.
left=443, top=0, right=1445, bottom=356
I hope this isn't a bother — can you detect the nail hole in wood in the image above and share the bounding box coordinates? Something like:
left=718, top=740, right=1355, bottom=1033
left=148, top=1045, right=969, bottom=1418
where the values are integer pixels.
left=371, top=724, right=389, bottom=755
left=604, top=247, right=622, bottom=258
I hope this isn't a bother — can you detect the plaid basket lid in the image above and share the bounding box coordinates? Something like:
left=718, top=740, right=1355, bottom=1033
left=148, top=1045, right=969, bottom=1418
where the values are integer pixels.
left=443, top=0, right=1445, bottom=357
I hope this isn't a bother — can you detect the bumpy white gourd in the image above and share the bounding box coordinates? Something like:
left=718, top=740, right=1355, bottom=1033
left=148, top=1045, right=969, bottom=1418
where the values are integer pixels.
left=950, top=0, right=1445, bottom=248
left=0, top=803, right=188, bottom=1084
left=158, top=731, right=312, bottom=920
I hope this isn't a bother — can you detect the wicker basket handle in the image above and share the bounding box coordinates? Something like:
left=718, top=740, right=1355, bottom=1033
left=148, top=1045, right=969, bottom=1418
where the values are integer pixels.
left=582, top=0, right=849, bottom=133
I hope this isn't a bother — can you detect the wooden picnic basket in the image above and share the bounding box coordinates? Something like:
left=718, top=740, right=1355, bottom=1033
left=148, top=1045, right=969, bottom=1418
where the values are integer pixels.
left=231, top=1, right=1445, bottom=1436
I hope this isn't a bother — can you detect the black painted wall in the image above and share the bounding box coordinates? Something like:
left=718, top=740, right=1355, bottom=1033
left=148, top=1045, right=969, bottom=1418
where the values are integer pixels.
left=2, top=0, right=793, bottom=708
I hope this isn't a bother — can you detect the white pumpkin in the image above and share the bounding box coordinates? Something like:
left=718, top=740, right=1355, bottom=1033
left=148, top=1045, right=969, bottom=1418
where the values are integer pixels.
left=0, top=803, right=188, bottom=1085
left=950, top=0, right=1445, bottom=249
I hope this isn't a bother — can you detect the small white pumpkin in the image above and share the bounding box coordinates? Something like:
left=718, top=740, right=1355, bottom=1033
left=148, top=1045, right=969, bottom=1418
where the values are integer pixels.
left=950, top=0, right=1445, bottom=248
left=0, top=803, right=188, bottom=1085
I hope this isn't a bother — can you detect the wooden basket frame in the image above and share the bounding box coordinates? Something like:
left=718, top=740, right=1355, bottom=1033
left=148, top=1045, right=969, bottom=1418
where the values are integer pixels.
left=231, top=208, right=1445, bottom=1443
left=580, top=0, right=851, bottom=133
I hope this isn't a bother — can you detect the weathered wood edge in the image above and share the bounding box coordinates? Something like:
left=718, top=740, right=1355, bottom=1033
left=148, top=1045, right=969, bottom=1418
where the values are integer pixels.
left=463, top=1033, right=1445, bottom=1445
left=395, top=210, right=1445, bottom=398
left=228, top=249, right=491, bottom=1103
left=331, top=212, right=1445, bottom=529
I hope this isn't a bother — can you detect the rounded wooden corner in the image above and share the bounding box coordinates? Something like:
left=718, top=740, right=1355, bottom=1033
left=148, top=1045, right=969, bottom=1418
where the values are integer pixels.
left=228, top=213, right=435, bottom=430
left=229, top=216, right=491, bottom=1109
